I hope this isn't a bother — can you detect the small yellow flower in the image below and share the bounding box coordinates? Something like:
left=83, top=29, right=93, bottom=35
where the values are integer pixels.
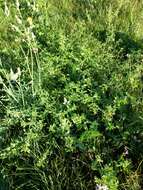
left=27, top=17, right=33, bottom=26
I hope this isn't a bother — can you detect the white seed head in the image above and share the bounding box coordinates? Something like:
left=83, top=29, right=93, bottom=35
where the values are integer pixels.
left=4, top=1, right=10, bottom=17
left=16, top=0, right=20, bottom=10
left=96, top=184, right=109, bottom=190
left=9, top=67, right=21, bottom=81
left=15, top=15, right=22, bottom=25
left=63, top=97, right=69, bottom=105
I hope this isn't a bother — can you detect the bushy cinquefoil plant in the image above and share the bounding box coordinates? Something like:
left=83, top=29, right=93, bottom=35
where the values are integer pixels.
left=0, top=1, right=143, bottom=189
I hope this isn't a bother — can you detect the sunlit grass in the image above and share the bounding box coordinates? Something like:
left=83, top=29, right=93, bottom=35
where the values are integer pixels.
left=0, top=0, right=143, bottom=189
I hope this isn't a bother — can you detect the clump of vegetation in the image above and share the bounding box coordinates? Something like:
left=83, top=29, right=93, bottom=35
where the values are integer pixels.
left=0, top=0, right=143, bottom=189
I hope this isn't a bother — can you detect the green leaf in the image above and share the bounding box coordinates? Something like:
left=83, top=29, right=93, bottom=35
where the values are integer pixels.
left=80, top=130, right=101, bottom=142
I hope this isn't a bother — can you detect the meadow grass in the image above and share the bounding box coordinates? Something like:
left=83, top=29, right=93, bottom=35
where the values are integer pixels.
left=0, top=0, right=143, bottom=189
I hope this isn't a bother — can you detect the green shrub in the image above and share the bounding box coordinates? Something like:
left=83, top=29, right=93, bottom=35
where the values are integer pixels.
left=0, top=0, right=143, bottom=189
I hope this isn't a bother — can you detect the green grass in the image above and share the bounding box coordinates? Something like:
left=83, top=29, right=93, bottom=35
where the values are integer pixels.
left=0, top=0, right=143, bottom=189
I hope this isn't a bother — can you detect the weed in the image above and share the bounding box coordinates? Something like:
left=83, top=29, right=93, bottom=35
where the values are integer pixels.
left=0, top=0, right=143, bottom=189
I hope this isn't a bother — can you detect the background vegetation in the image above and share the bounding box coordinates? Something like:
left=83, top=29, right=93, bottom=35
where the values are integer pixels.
left=0, top=0, right=143, bottom=189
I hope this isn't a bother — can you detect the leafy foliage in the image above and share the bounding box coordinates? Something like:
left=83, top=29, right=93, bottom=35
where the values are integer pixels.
left=0, top=0, right=143, bottom=189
